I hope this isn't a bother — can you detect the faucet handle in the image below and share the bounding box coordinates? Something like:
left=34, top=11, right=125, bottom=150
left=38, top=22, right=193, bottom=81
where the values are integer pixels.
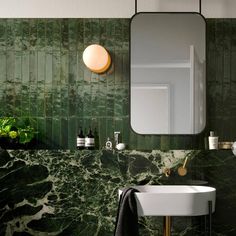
left=177, top=156, right=189, bottom=176
left=114, top=131, right=120, bottom=146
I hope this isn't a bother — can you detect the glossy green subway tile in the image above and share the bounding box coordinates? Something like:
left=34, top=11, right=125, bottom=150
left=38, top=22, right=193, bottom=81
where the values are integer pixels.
left=106, top=84, right=115, bottom=117
left=75, top=87, right=84, bottom=117
left=45, top=20, right=54, bottom=51
left=60, top=51, right=69, bottom=84
left=51, top=117, right=61, bottom=147
left=60, top=86, right=69, bottom=117
left=82, top=84, right=92, bottom=117
left=114, top=50, right=124, bottom=84
left=68, top=117, right=77, bottom=149
left=68, top=19, right=77, bottom=52
left=84, top=19, right=100, bottom=45
left=14, top=51, right=22, bottom=83
left=61, top=19, right=69, bottom=51
left=61, top=118, right=68, bottom=147
left=29, top=20, right=38, bottom=50
left=0, top=20, right=6, bottom=50
left=0, top=52, right=6, bottom=83
left=128, top=129, right=138, bottom=150
left=105, top=117, right=114, bottom=142
left=21, top=85, right=30, bottom=116
left=122, top=116, right=130, bottom=145
left=45, top=52, right=53, bottom=84
left=21, top=20, right=30, bottom=51
left=29, top=51, right=37, bottom=84
left=45, top=92, right=53, bottom=118
left=37, top=19, right=46, bottom=50
left=52, top=51, right=61, bottom=86
left=45, top=117, right=53, bottom=145
left=68, top=85, right=77, bottom=117
left=76, top=20, right=84, bottom=51
left=37, top=51, right=46, bottom=83
left=21, top=51, right=30, bottom=84
left=122, top=20, right=130, bottom=50
left=76, top=50, right=84, bottom=82
left=230, top=50, right=236, bottom=82
left=114, top=83, right=129, bottom=117
left=68, top=51, right=77, bottom=84
left=37, top=117, right=47, bottom=143
left=6, top=51, right=14, bottom=82
left=52, top=20, right=61, bottom=51
left=6, top=19, right=14, bottom=50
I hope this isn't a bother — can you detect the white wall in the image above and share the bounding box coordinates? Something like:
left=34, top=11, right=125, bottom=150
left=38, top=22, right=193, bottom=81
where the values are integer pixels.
left=0, top=0, right=236, bottom=18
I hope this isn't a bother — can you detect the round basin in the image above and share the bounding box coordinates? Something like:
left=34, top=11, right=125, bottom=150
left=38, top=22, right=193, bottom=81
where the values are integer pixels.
left=119, top=185, right=216, bottom=216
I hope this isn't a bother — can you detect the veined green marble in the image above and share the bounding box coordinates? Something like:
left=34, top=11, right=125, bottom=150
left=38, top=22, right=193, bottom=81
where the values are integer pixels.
left=0, top=149, right=199, bottom=236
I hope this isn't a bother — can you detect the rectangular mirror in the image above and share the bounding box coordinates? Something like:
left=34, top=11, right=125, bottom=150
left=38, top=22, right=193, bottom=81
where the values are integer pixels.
left=130, top=13, right=206, bottom=134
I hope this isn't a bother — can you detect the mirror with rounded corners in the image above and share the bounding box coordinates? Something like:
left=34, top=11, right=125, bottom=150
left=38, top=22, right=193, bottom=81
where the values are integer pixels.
left=130, top=13, right=206, bottom=134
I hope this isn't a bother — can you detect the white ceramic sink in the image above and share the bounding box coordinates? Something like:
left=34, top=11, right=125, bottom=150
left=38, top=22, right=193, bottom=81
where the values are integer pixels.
left=119, top=185, right=216, bottom=216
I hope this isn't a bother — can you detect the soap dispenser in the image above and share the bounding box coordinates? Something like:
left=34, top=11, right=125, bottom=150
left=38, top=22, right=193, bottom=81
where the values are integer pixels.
left=208, top=131, right=218, bottom=150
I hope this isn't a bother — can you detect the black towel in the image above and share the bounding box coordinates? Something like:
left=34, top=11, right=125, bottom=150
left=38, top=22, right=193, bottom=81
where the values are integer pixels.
left=114, top=187, right=139, bottom=236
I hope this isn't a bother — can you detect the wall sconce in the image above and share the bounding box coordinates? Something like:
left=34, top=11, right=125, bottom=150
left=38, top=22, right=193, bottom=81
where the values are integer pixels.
left=82, top=44, right=111, bottom=73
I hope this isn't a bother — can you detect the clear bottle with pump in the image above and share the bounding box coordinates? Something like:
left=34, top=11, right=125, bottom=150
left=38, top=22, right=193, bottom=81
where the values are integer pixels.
left=76, top=127, right=85, bottom=150
left=85, top=128, right=95, bottom=150
left=208, top=131, right=218, bottom=150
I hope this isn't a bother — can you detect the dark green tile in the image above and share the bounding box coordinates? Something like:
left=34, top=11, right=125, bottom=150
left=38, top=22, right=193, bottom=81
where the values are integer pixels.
left=0, top=51, right=6, bottom=83
left=29, top=20, right=38, bottom=50
left=37, top=19, right=46, bottom=50
left=0, top=20, right=6, bottom=50
left=52, top=20, right=61, bottom=51
left=52, top=117, right=61, bottom=147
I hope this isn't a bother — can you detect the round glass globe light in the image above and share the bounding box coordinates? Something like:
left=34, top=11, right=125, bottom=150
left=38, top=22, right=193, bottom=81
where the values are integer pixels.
left=83, top=44, right=111, bottom=73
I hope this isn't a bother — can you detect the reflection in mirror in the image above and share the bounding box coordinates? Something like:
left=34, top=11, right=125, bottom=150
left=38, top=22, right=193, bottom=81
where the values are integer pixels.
left=130, top=13, right=206, bottom=134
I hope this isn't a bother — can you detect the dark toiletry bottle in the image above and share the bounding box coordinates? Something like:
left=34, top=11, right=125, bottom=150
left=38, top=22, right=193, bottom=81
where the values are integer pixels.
left=76, top=127, right=85, bottom=150
left=85, top=127, right=95, bottom=150
left=94, top=128, right=99, bottom=149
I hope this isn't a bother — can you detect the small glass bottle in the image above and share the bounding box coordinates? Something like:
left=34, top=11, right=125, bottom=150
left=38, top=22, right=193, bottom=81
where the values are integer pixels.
left=85, top=128, right=95, bottom=150
left=76, top=127, right=85, bottom=150
left=105, top=137, right=112, bottom=150
left=208, top=131, right=218, bottom=150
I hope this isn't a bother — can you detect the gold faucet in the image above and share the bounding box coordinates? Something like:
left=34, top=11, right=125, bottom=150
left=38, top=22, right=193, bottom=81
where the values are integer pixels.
left=163, top=168, right=171, bottom=177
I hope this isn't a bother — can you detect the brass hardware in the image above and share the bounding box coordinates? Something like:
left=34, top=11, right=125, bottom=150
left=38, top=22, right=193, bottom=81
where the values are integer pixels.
left=218, top=141, right=233, bottom=149
left=163, top=168, right=171, bottom=177
left=178, top=156, right=189, bottom=176
left=163, top=216, right=171, bottom=236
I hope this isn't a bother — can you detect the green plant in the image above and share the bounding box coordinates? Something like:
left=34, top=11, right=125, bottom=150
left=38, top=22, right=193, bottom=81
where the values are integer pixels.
left=0, top=117, right=37, bottom=144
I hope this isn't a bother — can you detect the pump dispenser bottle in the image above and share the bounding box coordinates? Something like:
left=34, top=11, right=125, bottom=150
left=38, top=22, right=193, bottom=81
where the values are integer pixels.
left=208, top=131, right=218, bottom=150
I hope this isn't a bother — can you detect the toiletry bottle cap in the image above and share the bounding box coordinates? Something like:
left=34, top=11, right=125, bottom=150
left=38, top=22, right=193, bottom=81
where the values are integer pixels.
left=210, top=131, right=215, bottom=137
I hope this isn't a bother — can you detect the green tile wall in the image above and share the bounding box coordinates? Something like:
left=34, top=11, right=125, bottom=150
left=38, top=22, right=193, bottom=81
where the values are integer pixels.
left=0, top=18, right=234, bottom=150
left=207, top=19, right=236, bottom=141
left=0, top=19, right=131, bottom=149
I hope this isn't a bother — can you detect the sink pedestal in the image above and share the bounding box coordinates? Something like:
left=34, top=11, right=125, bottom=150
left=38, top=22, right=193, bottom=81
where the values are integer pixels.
left=163, top=201, right=213, bottom=236
left=118, top=185, right=216, bottom=235
left=164, top=216, right=171, bottom=236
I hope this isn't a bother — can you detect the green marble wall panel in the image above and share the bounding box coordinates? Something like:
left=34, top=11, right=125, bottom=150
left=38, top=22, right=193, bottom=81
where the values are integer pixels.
left=1, top=149, right=233, bottom=236
left=0, top=149, right=203, bottom=236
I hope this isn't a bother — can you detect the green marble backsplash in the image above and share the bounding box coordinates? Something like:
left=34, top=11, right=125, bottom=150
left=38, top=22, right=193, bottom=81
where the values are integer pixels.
left=0, top=149, right=208, bottom=236
left=1, top=149, right=235, bottom=236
